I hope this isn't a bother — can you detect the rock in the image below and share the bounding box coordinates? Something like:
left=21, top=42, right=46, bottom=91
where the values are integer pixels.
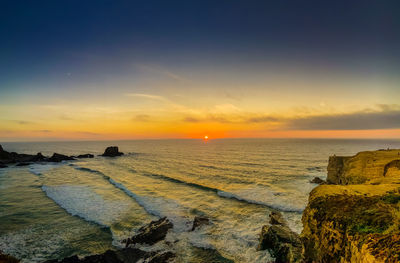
left=16, top=162, right=31, bottom=166
left=102, top=146, right=124, bottom=157
left=258, top=211, right=303, bottom=263
left=124, top=217, right=173, bottom=247
left=0, top=146, right=46, bottom=164
left=301, top=149, right=400, bottom=263
left=0, top=164, right=7, bottom=168
left=146, top=251, right=175, bottom=263
left=327, top=149, right=400, bottom=185
left=76, top=154, right=94, bottom=158
left=191, top=216, right=210, bottom=231
left=48, top=153, right=75, bottom=162
left=0, top=251, right=19, bottom=263
left=310, top=177, right=326, bottom=185
left=44, top=247, right=175, bottom=263
left=269, top=211, right=287, bottom=226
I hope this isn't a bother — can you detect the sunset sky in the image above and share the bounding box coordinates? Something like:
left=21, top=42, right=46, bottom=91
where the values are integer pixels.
left=1, top=1, right=400, bottom=141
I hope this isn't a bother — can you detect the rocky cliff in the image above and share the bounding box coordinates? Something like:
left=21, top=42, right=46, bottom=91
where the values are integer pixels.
left=302, top=149, right=400, bottom=263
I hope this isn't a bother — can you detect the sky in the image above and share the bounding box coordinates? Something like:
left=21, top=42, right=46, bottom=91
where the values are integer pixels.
left=1, top=0, right=400, bottom=141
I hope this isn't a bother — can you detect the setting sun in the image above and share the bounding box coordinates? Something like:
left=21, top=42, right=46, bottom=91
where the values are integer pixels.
left=204, top=135, right=209, bottom=140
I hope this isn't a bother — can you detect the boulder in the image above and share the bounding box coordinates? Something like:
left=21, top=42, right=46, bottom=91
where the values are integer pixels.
left=124, top=217, right=173, bottom=247
left=102, top=146, right=124, bottom=157
left=44, top=246, right=175, bottom=263
left=258, top=211, right=303, bottom=263
left=76, top=154, right=94, bottom=159
left=191, top=216, right=211, bottom=231
left=0, top=251, right=19, bottom=263
left=269, top=211, right=287, bottom=226
left=0, top=164, right=7, bottom=168
left=48, top=153, right=76, bottom=162
left=310, top=177, right=326, bottom=185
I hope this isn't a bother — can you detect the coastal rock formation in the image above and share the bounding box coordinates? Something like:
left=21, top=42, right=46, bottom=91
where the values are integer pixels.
left=45, top=218, right=175, bottom=263
left=302, top=149, right=400, bottom=263
left=0, top=145, right=47, bottom=165
left=258, top=211, right=304, bottom=263
left=191, top=216, right=210, bottom=231
left=0, top=251, right=19, bottom=263
left=48, top=153, right=76, bottom=162
left=0, top=145, right=124, bottom=166
left=76, top=154, right=94, bottom=158
left=102, top=146, right=124, bottom=157
left=124, top=217, right=173, bottom=247
left=44, top=247, right=175, bottom=263
left=309, top=177, right=326, bottom=185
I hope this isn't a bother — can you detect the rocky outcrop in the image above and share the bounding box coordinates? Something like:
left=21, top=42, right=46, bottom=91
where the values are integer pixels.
left=0, top=146, right=47, bottom=165
left=0, top=251, right=19, bottom=263
left=102, top=147, right=124, bottom=157
left=0, top=145, right=124, bottom=166
left=44, top=247, right=175, bottom=263
left=45, top=218, right=175, bottom=263
left=76, top=154, right=94, bottom=159
left=302, top=149, right=400, bottom=263
left=309, top=177, right=326, bottom=185
left=47, top=153, right=75, bottom=162
left=191, top=216, right=210, bottom=231
left=124, top=217, right=173, bottom=246
left=258, top=211, right=304, bottom=263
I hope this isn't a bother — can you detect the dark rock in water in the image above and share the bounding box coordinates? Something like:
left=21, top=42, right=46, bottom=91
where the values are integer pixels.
left=124, top=217, right=173, bottom=247
left=44, top=247, right=175, bottom=263
left=48, top=153, right=75, bottom=162
left=16, top=162, right=31, bottom=166
left=258, top=211, right=303, bottom=263
left=147, top=251, right=175, bottom=263
left=0, top=145, right=47, bottom=164
left=0, top=251, right=19, bottom=263
left=191, top=216, right=210, bottom=231
left=102, top=146, right=124, bottom=157
left=0, top=164, right=7, bottom=168
left=76, top=154, right=94, bottom=159
left=310, top=177, right=326, bottom=185
left=269, top=211, right=287, bottom=226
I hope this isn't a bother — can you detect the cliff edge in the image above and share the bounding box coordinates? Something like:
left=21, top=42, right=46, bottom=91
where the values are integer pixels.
left=302, top=149, right=400, bottom=262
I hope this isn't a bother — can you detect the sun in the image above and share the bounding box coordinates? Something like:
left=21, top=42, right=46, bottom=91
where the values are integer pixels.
left=204, top=135, right=209, bottom=140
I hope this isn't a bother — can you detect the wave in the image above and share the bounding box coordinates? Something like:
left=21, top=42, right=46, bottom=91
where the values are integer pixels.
left=29, top=163, right=62, bottom=176
left=42, top=185, right=130, bottom=227
left=73, top=166, right=105, bottom=175
left=73, top=165, right=305, bottom=214
left=217, top=190, right=304, bottom=213
left=140, top=172, right=304, bottom=213
left=106, top=177, right=192, bottom=232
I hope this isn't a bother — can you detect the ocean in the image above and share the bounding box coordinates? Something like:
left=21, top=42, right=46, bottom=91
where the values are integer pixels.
left=1, top=139, right=400, bottom=262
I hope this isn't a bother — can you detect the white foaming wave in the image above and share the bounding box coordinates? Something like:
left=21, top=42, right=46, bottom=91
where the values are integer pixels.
left=0, top=225, right=97, bottom=263
left=42, top=185, right=130, bottom=227
left=29, top=163, right=62, bottom=176
left=107, top=178, right=192, bottom=232
left=217, top=184, right=310, bottom=213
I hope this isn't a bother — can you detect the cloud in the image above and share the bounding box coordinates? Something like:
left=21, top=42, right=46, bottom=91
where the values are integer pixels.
left=284, top=107, right=400, bottom=130
left=133, top=114, right=151, bottom=122
left=10, top=120, right=34, bottom=125
left=135, top=64, right=187, bottom=82
left=125, top=93, right=169, bottom=103
left=246, top=116, right=279, bottom=123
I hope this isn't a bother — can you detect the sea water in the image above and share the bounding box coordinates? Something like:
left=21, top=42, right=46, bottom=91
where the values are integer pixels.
left=1, top=139, right=400, bottom=262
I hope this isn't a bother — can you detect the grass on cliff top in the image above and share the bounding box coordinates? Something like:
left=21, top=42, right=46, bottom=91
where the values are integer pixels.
left=310, top=193, right=398, bottom=236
